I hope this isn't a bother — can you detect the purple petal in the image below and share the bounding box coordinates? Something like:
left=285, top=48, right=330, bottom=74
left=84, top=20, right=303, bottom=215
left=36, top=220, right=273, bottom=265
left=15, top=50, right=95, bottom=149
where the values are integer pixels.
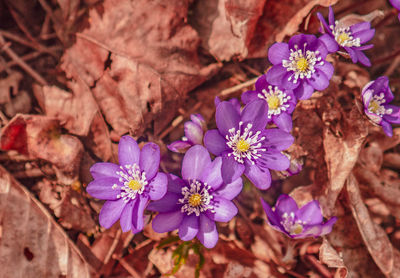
left=355, top=50, right=371, bottom=67
left=182, top=145, right=212, bottom=181
left=295, top=201, right=323, bottom=225
left=255, top=74, right=268, bottom=91
left=315, top=62, right=334, bottom=81
left=132, top=195, right=149, bottom=231
left=308, top=69, right=330, bottom=91
left=344, top=46, right=358, bottom=64
left=281, top=71, right=300, bottom=90
left=350, top=22, right=371, bottom=34
left=356, top=44, right=374, bottom=51
left=197, top=214, right=218, bottom=248
left=241, top=90, right=259, bottom=104
left=258, top=152, right=290, bottom=171
left=293, top=81, right=314, bottom=100
left=86, top=177, right=121, bottom=200
left=184, top=121, right=203, bottom=145
left=167, top=174, right=186, bottom=194
left=139, top=142, right=160, bottom=180
left=190, top=114, right=206, bottom=130
left=273, top=113, right=293, bottom=132
left=216, top=101, right=240, bottom=136
left=147, top=192, right=181, bottom=212
left=262, top=129, right=294, bottom=151
left=119, top=135, right=140, bottom=167
left=221, top=154, right=245, bottom=184
left=214, top=177, right=243, bottom=200
left=244, top=163, right=271, bottom=190
left=319, top=217, right=337, bottom=236
left=309, top=37, right=328, bottom=59
left=383, top=105, right=400, bottom=124
left=200, top=156, right=223, bottom=190
left=328, top=6, right=335, bottom=26
left=317, top=13, right=332, bottom=35
left=353, top=29, right=375, bottom=44
left=120, top=200, right=135, bottom=232
left=266, top=65, right=288, bottom=87
left=167, top=141, right=192, bottom=153
left=178, top=215, right=199, bottom=241
left=319, top=34, right=339, bottom=53
left=288, top=34, right=317, bottom=51
left=99, top=198, right=126, bottom=228
left=368, top=76, right=392, bottom=102
left=214, top=96, right=222, bottom=107
left=268, top=42, right=290, bottom=65
left=229, top=98, right=241, bottom=113
left=204, top=129, right=228, bottom=156
left=90, top=162, right=120, bottom=179
left=206, top=197, right=237, bottom=222
left=261, top=198, right=285, bottom=231
left=275, top=194, right=298, bottom=217
left=241, top=99, right=269, bottom=131
left=148, top=172, right=168, bottom=201
left=152, top=211, right=184, bottom=233
left=381, top=120, right=393, bottom=137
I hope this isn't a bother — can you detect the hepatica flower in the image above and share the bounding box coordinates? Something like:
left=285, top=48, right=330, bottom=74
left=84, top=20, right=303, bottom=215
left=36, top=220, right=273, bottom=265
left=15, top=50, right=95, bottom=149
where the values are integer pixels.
left=148, top=145, right=242, bottom=248
left=362, top=76, right=400, bottom=137
left=317, top=6, right=375, bottom=66
left=266, top=34, right=334, bottom=100
left=87, top=136, right=167, bottom=233
left=168, top=114, right=207, bottom=153
left=261, top=195, right=337, bottom=238
left=242, top=74, right=297, bottom=132
left=390, top=0, right=400, bottom=20
left=204, top=99, right=294, bottom=190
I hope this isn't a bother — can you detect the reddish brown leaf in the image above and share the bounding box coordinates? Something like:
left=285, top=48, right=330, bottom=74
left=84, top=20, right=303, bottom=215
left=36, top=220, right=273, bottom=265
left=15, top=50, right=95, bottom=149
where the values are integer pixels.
left=319, top=238, right=348, bottom=278
left=0, top=166, right=90, bottom=277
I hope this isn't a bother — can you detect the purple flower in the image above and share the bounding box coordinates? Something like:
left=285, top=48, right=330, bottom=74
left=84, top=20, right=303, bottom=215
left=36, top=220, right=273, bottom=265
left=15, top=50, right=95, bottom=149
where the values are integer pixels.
left=242, top=74, right=297, bottom=132
left=362, top=76, right=400, bottom=137
left=261, top=195, right=337, bottom=238
left=168, top=114, right=207, bottom=153
left=87, top=136, right=168, bottom=233
left=204, top=99, right=294, bottom=190
left=317, top=6, right=375, bottom=67
left=266, top=34, right=334, bottom=100
left=215, top=97, right=241, bottom=114
left=148, top=145, right=242, bottom=248
left=390, top=0, right=400, bottom=21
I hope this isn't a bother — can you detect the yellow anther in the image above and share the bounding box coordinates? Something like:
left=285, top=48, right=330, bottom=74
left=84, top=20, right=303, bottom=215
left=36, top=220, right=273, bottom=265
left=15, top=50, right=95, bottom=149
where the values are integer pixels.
left=189, top=193, right=202, bottom=207
left=128, top=180, right=142, bottom=191
left=368, top=100, right=381, bottom=114
left=267, top=95, right=281, bottom=110
left=337, top=32, right=350, bottom=45
left=296, top=57, right=309, bottom=72
left=291, top=224, right=303, bottom=235
left=237, top=139, right=250, bottom=152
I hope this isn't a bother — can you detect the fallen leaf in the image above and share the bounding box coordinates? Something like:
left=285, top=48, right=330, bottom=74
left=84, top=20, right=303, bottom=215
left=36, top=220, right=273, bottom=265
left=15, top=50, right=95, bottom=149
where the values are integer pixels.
left=0, top=71, right=23, bottom=104
left=319, top=238, right=348, bottom=278
left=0, top=165, right=90, bottom=277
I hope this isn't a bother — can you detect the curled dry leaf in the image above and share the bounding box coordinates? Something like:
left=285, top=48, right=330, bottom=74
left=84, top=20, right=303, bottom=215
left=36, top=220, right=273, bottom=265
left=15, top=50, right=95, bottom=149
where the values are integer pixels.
left=0, top=114, right=83, bottom=184
left=61, top=0, right=219, bottom=137
left=346, top=174, right=394, bottom=276
left=0, top=71, right=23, bottom=105
left=319, top=238, right=348, bottom=278
left=0, top=166, right=90, bottom=277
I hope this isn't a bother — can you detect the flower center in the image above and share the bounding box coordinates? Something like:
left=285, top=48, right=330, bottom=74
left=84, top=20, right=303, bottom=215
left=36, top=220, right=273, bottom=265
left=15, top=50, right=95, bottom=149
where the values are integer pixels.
left=179, top=180, right=214, bottom=216
left=226, top=121, right=266, bottom=164
left=330, top=22, right=360, bottom=47
left=296, top=57, right=309, bottom=72
left=367, top=92, right=392, bottom=119
left=113, top=163, right=148, bottom=202
left=282, top=43, right=323, bottom=84
left=237, top=139, right=250, bottom=152
left=280, top=212, right=306, bottom=236
left=258, top=86, right=291, bottom=118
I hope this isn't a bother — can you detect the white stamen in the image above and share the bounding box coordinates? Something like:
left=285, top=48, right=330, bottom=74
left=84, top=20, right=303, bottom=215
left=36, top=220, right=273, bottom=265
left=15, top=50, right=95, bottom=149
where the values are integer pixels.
left=280, top=211, right=306, bottom=235
left=330, top=21, right=361, bottom=47
left=179, top=180, right=214, bottom=216
left=367, top=91, right=392, bottom=124
left=225, top=121, right=266, bottom=164
left=258, top=85, right=291, bottom=118
left=115, top=164, right=148, bottom=203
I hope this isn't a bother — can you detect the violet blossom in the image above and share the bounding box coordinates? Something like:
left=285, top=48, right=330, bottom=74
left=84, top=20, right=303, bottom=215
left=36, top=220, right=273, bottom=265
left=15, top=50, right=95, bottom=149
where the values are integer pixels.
left=362, top=76, right=400, bottom=137
left=390, top=0, right=400, bottom=21
left=242, top=74, right=297, bottom=132
left=261, top=195, right=337, bottom=238
left=87, top=136, right=167, bottom=233
left=204, top=99, right=294, bottom=190
left=317, top=6, right=375, bottom=66
left=148, top=145, right=242, bottom=248
left=215, top=96, right=241, bottom=113
left=266, top=34, right=334, bottom=100
left=168, top=114, right=207, bottom=153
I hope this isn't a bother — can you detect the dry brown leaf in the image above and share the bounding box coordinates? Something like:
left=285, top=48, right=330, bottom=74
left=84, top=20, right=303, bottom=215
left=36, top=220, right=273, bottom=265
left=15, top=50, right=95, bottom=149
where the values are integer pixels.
left=0, top=114, right=83, bottom=184
left=346, top=174, right=394, bottom=276
left=0, top=71, right=23, bottom=104
left=0, top=166, right=90, bottom=277
left=61, top=0, right=219, bottom=137
left=319, top=238, right=348, bottom=278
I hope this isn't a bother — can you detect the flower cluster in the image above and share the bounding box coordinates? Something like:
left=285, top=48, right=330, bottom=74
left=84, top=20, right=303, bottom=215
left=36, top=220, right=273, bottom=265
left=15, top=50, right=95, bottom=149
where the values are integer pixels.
left=85, top=5, right=400, bottom=251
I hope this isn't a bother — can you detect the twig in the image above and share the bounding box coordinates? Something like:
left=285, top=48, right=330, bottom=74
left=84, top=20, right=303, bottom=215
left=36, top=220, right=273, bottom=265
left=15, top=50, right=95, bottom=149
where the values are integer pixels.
left=0, top=34, right=48, bottom=85
left=7, top=5, right=39, bottom=45
left=219, top=77, right=258, bottom=97
left=384, top=55, right=400, bottom=76
left=372, top=47, right=400, bottom=65
left=103, top=229, right=122, bottom=265
left=112, top=254, right=142, bottom=278
left=304, top=254, right=333, bottom=278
